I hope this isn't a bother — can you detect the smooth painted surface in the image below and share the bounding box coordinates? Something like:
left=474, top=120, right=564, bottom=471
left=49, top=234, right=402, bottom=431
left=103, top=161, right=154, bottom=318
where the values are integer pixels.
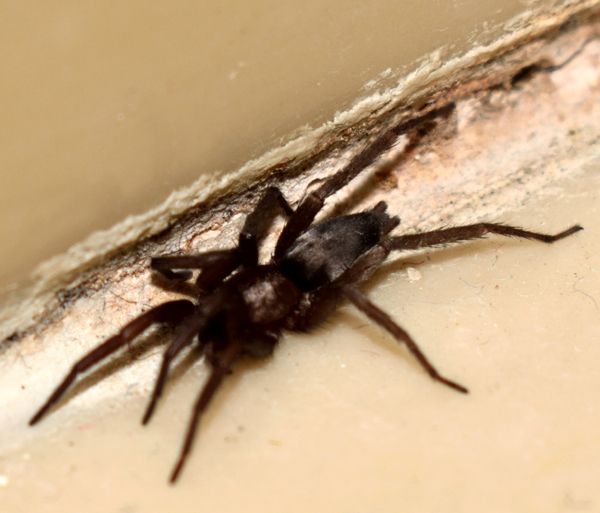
left=1, top=0, right=556, bottom=289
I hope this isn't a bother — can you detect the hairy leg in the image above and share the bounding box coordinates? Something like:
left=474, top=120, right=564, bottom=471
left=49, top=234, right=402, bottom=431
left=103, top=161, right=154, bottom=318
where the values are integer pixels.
left=386, top=222, right=582, bottom=252
left=286, top=233, right=394, bottom=331
left=342, top=286, right=468, bottom=394
left=238, top=186, right=293, bottom=265
left=153, top=187, right=293, bottom=287
left=170, top=335, right=241, bottom=483
left=142, top=290, right=231, bottom=425
left=151, top=249, right=240, bottom=292
left=29, top=299, right=195, bottom=425
left=141, top=309, right=208, bottom=425
left=328, top=221, right=582, bottom=395
left=274, top=103, right=455, bottom=259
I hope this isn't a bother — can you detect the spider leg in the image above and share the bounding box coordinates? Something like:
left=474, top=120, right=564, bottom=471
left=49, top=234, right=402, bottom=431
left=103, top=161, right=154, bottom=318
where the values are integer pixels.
left=287, top=236, right=397, bottom=332
left=385, top=222, right=583, bottom=252
left=274, top=103, right=456, bottom=259
left=151, top=250, right=240, bottom=292
left=152, top=186, right=292, bottom=288
left=332, top=221, right=581, bottom=393
left=170, top=334, right=241, bottom=483
left=29, top=299, right=195, bottom=426
left=342, top=285, right=468, bottom=394
left=238, top=186, right=293, bottom=265
left=142, top=292, right=228, bottom=425
left=141, top=308, right=208, bottom=425
left=274, top=129, right=400, bottom=259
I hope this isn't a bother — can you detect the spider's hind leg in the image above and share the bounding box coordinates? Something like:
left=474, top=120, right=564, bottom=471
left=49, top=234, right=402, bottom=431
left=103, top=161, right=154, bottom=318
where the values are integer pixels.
left=386, top=222, right=583, bottom=252
left=274, top=129, right=402, bottom=259
left=29, top=299, right=195, bottom=426
left=332, top=243, right=467, bottom=394
left=342, top=285, right=468, bottom=394
left=273, top=103, right=456, bottom=259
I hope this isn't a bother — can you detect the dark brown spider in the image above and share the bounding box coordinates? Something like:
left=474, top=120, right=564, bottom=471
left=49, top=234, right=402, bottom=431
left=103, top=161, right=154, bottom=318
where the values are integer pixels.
left=29, top=112, right=582, bottom=483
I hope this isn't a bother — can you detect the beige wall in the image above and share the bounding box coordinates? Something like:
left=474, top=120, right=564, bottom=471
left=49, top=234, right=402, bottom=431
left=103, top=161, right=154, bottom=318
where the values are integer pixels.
left=0, top=1, right=574, bottom=291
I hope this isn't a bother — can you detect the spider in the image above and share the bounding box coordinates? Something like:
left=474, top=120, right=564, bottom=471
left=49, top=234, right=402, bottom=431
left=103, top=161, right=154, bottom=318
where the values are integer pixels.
left=29, top=111, right=582, bottom=483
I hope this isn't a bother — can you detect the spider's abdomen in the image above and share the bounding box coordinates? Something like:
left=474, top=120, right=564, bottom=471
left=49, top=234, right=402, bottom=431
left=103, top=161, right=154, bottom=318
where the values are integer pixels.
left=279, top=212, right=387, bottom=291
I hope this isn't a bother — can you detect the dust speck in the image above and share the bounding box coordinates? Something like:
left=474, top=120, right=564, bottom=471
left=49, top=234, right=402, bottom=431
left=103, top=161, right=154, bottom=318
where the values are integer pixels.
left=406, top=267, right=422, bottom=282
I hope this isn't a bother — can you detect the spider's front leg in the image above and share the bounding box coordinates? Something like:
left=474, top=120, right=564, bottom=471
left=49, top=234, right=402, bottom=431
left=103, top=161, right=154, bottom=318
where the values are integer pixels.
left=152, top=250, right=240, bottom=292
left=152, top=186, right=293, bottom=290
left=141, top=292, right=227, bottom=425
left=142, top=188, right=292, bottom=424
left=238, top=186, right=293, bottom=265
left=29, top=299, right=195, bottom=425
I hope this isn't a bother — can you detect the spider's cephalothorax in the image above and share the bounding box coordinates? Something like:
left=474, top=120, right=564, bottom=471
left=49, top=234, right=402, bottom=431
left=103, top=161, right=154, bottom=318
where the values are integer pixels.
left=29, top=115, right=583, bottom=483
